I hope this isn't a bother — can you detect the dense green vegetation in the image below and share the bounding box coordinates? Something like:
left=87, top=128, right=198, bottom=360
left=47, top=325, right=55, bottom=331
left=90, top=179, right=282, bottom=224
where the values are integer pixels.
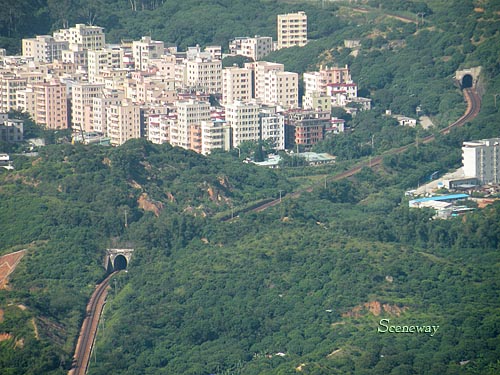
left=0, top=0, right=500, bottom=374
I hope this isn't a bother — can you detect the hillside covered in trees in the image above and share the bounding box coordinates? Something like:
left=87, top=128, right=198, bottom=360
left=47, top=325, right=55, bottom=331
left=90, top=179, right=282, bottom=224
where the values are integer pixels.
left=1, top=0, right=500, bottom=374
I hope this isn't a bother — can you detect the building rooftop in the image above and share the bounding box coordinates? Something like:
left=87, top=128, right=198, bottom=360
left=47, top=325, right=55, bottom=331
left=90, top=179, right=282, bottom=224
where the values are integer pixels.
left=409, top=193, right=469, bottom=205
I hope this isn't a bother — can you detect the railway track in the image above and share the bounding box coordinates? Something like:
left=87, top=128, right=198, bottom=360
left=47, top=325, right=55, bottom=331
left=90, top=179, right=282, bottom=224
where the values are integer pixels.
left=249, top=87, right=481, bottom=212
left=69, top=272, right=117, bottom=375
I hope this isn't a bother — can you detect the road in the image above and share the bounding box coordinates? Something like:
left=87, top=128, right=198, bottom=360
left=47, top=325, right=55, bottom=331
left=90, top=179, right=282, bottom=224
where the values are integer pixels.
left=69, top=272, right=117, bottom=375
left=250, top=87, right=481, bottom=213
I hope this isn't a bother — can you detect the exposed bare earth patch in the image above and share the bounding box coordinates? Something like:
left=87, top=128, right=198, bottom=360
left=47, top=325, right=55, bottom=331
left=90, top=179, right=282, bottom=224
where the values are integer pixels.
left=0, top=250, right=26, bottom=289
left=342, top=301, right=408, bottom=318
left=0, top=333, right=13, bottom=342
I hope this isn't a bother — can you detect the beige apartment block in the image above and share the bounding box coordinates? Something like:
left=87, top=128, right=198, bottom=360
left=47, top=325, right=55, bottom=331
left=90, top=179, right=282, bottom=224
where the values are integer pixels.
left=277, top=11, right=307, bottom=49
left=106, top=100, right=141, bottom=146
left=133, top=36, right=165, bottom=71
left=303, top=65, right=352, bottom=95
left=31, top=81, right=68, bottom=129
left=265, top=70, right=299, bottom=109
left=22, top=35, right=69, bottom=63
left=136, top=77, right=176, bottom=105
left=16, top=87, right=37, bottom=115
left=222, top=66, right=252, bottom=105
left=88, top=48, right=123, bottom=83
left=148, top=54, right=177, bottom=80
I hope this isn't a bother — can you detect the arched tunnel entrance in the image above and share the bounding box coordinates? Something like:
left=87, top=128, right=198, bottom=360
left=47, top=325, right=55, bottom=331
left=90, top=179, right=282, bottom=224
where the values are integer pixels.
left=113, top=254, right=128, bottom=270
left=461, top=74, right=473, bottom=88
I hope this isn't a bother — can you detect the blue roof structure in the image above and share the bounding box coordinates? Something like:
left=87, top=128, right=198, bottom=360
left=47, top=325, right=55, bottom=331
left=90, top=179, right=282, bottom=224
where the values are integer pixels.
left=409, top=193, right=469, bottom=205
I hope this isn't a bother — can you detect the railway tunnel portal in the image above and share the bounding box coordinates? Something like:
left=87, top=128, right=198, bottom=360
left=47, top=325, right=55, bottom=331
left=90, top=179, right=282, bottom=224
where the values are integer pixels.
left=104, top=248, right=134, bottom=272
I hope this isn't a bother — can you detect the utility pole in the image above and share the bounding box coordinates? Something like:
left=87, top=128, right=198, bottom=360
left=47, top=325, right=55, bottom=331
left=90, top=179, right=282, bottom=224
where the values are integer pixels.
left=493, top=93, right=499, bottom=109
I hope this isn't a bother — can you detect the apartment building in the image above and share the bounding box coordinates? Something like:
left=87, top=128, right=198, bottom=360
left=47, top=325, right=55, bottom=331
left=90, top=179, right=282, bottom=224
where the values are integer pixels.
left=260, top=106, right=285, bottom=150
left=222, top=66, right=252, bottom=105
left=173, top=99, right=210, bottom=150
left=277, top=11, right=308, bottom=49
left=286, top=109, right=330, bottom=150
left=265, top=70, right=298, bottom=109
left=136, top=77, right=176, bottom=105
left=22, top=35, right=69, bottom=63
left=225, top=101, right=260, bottom=147
left=204, top=45, right=222, bottom=61
left=16, top=87, right=36, bottom=115
left=201, top=119, right=231, bottom=155
left=72, top=82, right=104, bottom=132
left=132, top=36, right=165, bottom=71
left=148, top=54, right=176, bottom=80
left=302, top=91, right=332, bottom=111
left=87, top=47, right=123, bottom=83
left=303, top=65, right=352, bottom=95
left=31, top=81, right=68, bottom=129
left=54, top=24, right=105, bottom=50
left=106, top=100, right=141, bottom=146
left=229, top=36, right=273, bottom=61
left=0, top=113, right=23, bottom=142
left=326, top=82, right=358, bottom=99
left=463, top=138, right=500, bottom=184
left=186, top=57, right=222, bottom=94
left=147, top=112, right=175, bottom=145
left=54, top=24, right=105, bottom=67
left=92, top=90, right=124, bottom=134
left=246, top=61, right=284, bottom=101
left=0, top=74, right=27, bottom=112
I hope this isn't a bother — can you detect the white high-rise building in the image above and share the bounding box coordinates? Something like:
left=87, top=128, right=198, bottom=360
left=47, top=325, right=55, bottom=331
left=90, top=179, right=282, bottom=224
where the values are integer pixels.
left=147, top=113, right=174, bottom=145
left=246, top=61, right=284, bottom=102
left=222, top=66, right=252, bottom=105
left=265, top=70, right=298, bottom=109
left=54, top=24, right=105, bottom=50
left=72, top=82, right=104, bottom=132
left=22, top=35, right=69, bottom=63
left=462, top=138, right=500, bottom=184
left=186, top=57, right=222, bottom=94
left=229, top=36, right=274, bottom=61
left=54, top=24, right=105, bottom=67
left=260, top=106, right=285, bottom=150
left=277, top=11, right=307, bottom=49
left=173, top=99, right=210, bottom=150
left=0, top=74, right=27, bottom=112
left=225, top=101, right=260, bottom=147
left=92, top=90, right=124, bottom=134
left=201, top=119, right=230, bottom=155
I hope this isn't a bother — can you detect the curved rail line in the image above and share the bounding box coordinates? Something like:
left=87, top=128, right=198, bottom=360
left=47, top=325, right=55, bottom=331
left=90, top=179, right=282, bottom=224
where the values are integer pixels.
left=69, top=272, right=117, bottom=375
left=249, top=88, right=481, bottom=213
